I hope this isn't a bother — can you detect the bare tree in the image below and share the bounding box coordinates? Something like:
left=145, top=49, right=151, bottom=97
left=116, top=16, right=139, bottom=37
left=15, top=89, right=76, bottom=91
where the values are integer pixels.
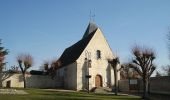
left=0, top=39, right=9, bottom=87
left=108, top=57, right=120, bottom=95
left=41, top=60, right=50, bottom=72
left=167, top=28, right=170, bottom=59
left=17, top=53, right=33, bottom=88
left=155, top=71, right=162, bottom=77
left=163, top=28, right=170, bottom=76
left=120, top=63, right=140, bottom=80
left=0, top=39, right=8, bottom=72
left=162, top=65, right=170, bottom=76
left=120, top=63, right=130, bottom=80
left=41, top=59, right=60, bottom=78
left=129, top=45, right=156, bottom=99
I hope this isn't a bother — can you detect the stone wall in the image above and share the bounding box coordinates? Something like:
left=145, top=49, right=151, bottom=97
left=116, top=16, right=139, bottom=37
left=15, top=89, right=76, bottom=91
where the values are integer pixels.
left=58, top=62, right=77, bottom=90
left=118, top=76, right=170, bottom=93
left=149, top=76, right=170, bottom=93
left=118, top=80, right=129, bottom=92
left=0, top=73, right=63, bottom=88
left=26, top=74, right=63, bottom=88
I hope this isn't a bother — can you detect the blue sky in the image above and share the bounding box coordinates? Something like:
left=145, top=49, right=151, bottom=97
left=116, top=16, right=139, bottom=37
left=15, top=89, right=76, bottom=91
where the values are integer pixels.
left=0, top=0, right=170, bottom=72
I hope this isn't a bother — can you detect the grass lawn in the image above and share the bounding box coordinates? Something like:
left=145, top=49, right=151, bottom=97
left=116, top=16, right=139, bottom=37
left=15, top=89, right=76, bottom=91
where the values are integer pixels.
left=0, top=88, right=141, bottom=100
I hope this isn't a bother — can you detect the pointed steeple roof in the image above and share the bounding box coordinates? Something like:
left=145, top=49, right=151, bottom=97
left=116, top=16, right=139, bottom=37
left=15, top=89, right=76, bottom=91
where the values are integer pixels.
left=59, top=30, right=96, bottom=67
left=82, top=22, right=98, bottom=39
left=58, top=22, right=98, bottom=67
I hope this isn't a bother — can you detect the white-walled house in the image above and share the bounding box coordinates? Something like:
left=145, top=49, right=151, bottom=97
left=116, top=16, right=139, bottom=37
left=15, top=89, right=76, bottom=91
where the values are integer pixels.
left=57, top=22, right=120, bottom=91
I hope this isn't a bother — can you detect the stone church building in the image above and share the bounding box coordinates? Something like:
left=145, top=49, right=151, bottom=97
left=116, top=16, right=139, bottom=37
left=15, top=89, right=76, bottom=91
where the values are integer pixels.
left=0, top=22, right=120, bottom=90
left=57, top=22, right=120, bottom=91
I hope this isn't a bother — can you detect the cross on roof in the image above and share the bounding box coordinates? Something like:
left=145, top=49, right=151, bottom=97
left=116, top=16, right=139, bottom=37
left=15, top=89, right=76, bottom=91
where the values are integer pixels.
left=90, top=11, right=95, bottom=22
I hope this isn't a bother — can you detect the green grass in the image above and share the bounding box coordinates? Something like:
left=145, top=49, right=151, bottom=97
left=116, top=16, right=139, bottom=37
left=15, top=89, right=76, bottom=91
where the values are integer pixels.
left=0, top=88, right=141, bottom=100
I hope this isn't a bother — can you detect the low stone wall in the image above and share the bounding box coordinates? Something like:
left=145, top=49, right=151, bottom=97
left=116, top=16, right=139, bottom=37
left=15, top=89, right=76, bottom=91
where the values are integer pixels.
left=118, top=76, right=170, bottom=93
left=26, top=74, right=64, bottom=88
left=118, top=80, right=129, bottom=92
left=0, top=73, right=64, bottom=88
left=149, top=76, right=170, bottom=93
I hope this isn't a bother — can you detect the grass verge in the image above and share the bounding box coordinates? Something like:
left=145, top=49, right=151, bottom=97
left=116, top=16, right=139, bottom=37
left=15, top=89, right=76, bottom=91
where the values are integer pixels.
left=0, top=88, right=141, bottom=100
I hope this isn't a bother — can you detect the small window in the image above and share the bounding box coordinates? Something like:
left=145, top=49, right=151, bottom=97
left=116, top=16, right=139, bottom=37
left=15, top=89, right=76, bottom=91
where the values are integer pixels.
left=96, top=50, right=101, bottom=59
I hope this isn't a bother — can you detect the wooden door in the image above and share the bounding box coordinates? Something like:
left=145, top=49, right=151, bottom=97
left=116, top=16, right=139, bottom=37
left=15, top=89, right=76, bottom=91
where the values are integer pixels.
left=95, top=75, right=102, bottom=87
left=6, top=80, right=11, bottom=88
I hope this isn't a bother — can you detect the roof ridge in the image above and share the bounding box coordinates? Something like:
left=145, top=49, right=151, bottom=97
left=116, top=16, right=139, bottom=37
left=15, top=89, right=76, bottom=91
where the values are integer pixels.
left=59, top=29, right=97, bottom=67
left=82, top=22, right=98, bottom=39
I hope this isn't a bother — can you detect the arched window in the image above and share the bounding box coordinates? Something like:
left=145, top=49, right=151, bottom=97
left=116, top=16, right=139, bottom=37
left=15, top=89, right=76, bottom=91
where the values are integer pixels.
left=96, top=50, right=101, bottom=59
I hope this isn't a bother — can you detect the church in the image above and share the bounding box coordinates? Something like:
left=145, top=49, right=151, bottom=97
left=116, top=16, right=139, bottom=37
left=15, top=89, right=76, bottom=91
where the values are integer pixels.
left=0, top=22, right=120, bottom=90
left=56, top=22, right=120, bottom=91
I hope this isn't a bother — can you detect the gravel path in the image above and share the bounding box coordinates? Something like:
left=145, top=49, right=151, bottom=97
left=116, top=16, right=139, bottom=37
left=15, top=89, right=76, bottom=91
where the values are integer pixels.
left=0, top=89, right=28, bottom=94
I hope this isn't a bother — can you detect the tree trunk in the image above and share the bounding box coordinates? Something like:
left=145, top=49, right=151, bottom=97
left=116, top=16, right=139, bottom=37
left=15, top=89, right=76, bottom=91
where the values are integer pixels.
left=0, top=73, right=2, bottom=87
left=0, top=80, right=2, bottom=87
left=114, top=67, right=118, bottom=95
left=148, top=77, right=150, bottom=94
left=143, top=78, right=149, bottom=99
left=23, top=73, right=26, bottom=88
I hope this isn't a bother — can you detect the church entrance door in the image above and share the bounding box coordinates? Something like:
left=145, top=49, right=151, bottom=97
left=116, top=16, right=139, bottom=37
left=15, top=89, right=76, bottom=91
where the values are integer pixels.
left=95, top=75, right=102, bottom=87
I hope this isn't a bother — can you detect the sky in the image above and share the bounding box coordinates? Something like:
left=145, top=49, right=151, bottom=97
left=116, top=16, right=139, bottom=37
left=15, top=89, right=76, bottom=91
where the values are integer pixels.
left=0, top=0, right=170, bottom=72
